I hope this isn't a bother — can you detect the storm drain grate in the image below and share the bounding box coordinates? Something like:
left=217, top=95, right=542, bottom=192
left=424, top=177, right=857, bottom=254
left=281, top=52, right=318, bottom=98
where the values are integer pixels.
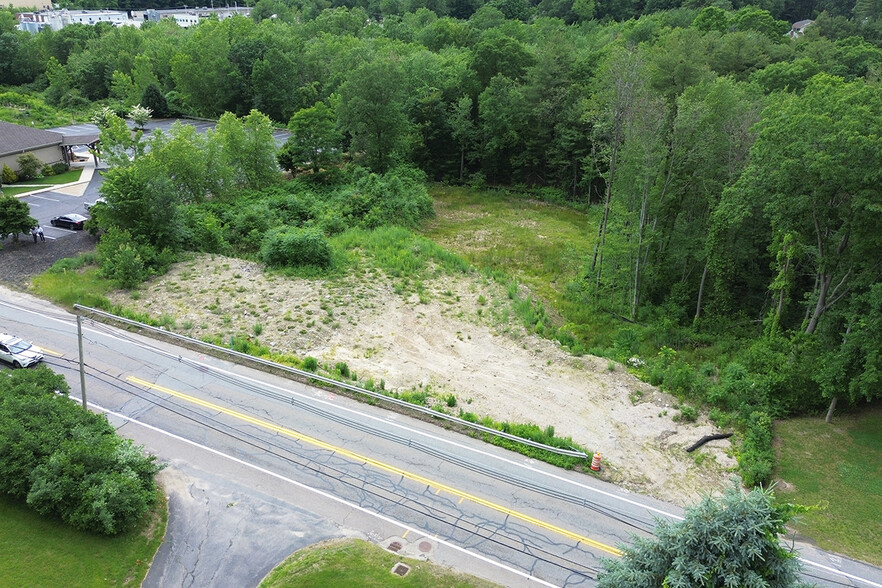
left=391, top=563, right=411, bottom=577
left=387, top=541, right=402, bottom=553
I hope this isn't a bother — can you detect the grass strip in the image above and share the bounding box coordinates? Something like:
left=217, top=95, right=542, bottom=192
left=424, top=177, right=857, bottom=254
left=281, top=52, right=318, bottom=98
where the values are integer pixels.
left=0, top=491, right=167, bottom=587
left=774, top=405, right=882, bottom=566
left=259, top=538, right=500, bottom=588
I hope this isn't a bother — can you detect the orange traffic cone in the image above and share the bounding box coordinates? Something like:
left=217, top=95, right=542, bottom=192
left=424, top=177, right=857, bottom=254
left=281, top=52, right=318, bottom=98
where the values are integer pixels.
left=590, top=452, right=602, bottom=471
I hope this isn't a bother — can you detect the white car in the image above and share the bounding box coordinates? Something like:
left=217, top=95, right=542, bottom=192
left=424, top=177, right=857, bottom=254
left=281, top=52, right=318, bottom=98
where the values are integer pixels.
left=0, top=334, right=44, bottom=368
left=84, top=197, right=106, bottom=212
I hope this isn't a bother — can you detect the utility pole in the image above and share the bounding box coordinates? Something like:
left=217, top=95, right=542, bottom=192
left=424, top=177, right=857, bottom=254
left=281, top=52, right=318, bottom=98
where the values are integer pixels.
left=77, top=314, right=87, bottom=410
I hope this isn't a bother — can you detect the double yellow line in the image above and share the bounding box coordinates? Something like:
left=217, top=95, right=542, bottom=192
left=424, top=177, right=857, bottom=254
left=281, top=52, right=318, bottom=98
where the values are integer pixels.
left=128, top=375, right=623, bottom=557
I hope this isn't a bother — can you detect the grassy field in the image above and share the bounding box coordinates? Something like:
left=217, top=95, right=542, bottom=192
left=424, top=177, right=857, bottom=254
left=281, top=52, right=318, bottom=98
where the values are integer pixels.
left=425, top=186, right=881, bottom=565
left=424, top=186, right=596, bottom=308
left=1, top=168, right=84, bottom=197
left=259, top=538, right=500, bottom=588
left=0, top=492, right=167, bottom=587
left=774, top=404, right=882, bottom=565
left=31, top=262, right=112, bottom=309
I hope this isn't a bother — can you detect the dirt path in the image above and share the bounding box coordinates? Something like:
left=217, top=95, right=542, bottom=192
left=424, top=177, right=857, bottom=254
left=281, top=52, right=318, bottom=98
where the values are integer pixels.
left=103, top=253, right=737, bottom=506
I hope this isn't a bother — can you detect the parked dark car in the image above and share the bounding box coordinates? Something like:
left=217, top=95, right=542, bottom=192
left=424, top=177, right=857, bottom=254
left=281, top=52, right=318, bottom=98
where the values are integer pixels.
left=50, top=213, right=88, bottom=230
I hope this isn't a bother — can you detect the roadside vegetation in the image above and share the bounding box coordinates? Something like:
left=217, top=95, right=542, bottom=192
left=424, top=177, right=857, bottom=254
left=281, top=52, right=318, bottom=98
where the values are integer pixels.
left=0, top=366, right=166, bottom=586
left=259, top=538, right=500, bottom=588
left=0, top=366, right=163, bottom=535
left=774, top=406, right=882, bottom=565
left=0, top=492, right=166, bottom=587
left=4, top=0, right=882, bottom=578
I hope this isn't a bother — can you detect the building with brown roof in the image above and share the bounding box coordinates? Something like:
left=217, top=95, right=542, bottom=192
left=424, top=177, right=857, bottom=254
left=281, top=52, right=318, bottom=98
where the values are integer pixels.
left=0, top=120, right=65, bottom=176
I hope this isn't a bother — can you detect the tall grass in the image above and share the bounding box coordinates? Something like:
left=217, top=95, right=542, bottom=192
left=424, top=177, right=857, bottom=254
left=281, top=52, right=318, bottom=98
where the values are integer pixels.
left=30, top=256, right=112, bottom=309
left=333, top=226, right=471, bottom=278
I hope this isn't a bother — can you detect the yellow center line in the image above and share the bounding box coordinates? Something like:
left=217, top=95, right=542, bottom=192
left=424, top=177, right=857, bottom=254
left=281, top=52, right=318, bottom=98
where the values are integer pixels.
left=40, top=346, right=64, bottom=357
left=128, top=375, right=623, bottom=557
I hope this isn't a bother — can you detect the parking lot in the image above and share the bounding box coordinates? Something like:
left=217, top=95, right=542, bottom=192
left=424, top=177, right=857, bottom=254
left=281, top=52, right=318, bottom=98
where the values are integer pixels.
left=15, top=117, right=291, bottom=244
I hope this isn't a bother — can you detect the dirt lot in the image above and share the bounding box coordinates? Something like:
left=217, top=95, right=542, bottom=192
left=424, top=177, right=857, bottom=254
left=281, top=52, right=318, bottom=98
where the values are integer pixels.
left=0, top=231, right=97, bottom=288
left=0, top=234, right=737, bottom=506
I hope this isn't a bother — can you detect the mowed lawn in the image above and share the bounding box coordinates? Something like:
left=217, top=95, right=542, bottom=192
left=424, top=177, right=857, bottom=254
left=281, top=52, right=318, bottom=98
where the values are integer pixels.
left=0, top=493, right=166, bottom=587
left=775, top=403, right=882, bottom=566
left=1, top=168, right=84, bottom=196
left=260, top=538, right=500, bottom=588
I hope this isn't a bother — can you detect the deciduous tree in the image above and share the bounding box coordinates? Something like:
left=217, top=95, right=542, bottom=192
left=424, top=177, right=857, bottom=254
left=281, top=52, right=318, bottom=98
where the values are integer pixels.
left=0, top=195, right=37, bottom=244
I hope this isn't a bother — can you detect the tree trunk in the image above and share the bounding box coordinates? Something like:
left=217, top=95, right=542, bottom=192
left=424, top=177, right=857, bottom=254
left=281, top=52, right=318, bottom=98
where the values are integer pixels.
left=805, top=273, right=832, bottom=335
left=825, top=396, right=838, bottom=423
left=694, top=262, right=708, bottom=323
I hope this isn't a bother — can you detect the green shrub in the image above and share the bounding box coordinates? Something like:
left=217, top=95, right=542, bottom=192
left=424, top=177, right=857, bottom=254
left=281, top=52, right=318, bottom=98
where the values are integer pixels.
left=2, top=163, right=17, bottom=184
left=664, top=361, right=698, bottom=397
left=183, top=208, right=229, bottom=254
left=614, top=328, right=640, bottom=357
left=343, top=166, right=434, bottom=229
left=101, top=243, right=147, bottom=289
left=41, top=164, right=55, bottom=177
left=738, top=411, right=774, bottom=488
left=226, top=202, right=277, bottom=252
left=0, top=366, right=161, bottom=536
left=261, top=226, right=332, bottom=269
left=51, top=162, right=69, bottom=175
left=459, top=410, right=479, bottom=423
left=444, top=394, right=457, bottom=407
left=16, top=153, right=43, bottom=181
left=302, top=356, right=318, bottom=372
left=708, top=408, right=734, bottom=428
left=97, top=227, right=177, bottom=289
left=335, top=361, right=350, bottom=378
left=676, top=404, right=699, bottom=422
left=707, top=362, right=753, bottom=412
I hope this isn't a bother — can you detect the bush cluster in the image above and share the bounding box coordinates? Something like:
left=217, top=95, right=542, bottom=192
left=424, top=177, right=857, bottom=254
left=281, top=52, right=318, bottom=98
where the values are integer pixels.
left=183, top=166, right=434, bottom=272
left=96, top=227, right=176, bottom=289
left=0, top=367, right=162, bottom=535
left=2, top=163, right=17, bottom=184
left=261, top=226, right=332, bottom=269
left=16, top=153, right=44, bottom=181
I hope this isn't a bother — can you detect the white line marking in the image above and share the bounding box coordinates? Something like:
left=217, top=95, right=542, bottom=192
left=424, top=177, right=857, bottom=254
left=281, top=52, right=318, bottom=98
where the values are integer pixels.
left=83, top=399, right=560, bottom=588
left=3, top=300, right=881, bottom=588
left=799, top=558, right=882, bottom=588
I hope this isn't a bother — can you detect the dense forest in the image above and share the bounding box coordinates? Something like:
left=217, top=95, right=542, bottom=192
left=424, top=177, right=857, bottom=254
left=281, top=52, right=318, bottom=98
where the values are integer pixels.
left=2, top=0, right=881, bottom=486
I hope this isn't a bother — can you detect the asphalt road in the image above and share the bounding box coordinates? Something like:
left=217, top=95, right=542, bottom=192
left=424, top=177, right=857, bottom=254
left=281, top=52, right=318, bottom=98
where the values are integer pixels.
left=1, top=293, right=881, bottom=588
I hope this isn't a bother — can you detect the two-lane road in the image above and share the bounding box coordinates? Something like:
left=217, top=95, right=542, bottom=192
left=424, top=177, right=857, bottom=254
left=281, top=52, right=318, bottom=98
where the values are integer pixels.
left=1, top=291, right=880, bottom=588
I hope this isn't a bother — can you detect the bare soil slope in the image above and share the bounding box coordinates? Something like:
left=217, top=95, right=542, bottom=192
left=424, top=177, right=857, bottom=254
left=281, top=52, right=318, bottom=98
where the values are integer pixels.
left=105, top=253, right=737, bottom=505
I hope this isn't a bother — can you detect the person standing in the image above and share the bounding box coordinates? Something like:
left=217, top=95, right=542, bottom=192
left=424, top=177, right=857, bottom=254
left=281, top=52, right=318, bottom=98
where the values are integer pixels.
left=37, top=225, right=45, bottom=242
left=31, top=227, right=38, bottom=243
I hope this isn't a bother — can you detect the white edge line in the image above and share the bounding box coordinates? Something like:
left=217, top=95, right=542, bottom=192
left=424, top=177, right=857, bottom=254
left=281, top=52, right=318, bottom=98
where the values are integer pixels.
left=7, top=301, right=882, bottom=587
left=84, top=398, right=561, bottom=588
left=144, top=341, right=685, bottom=520
left=4, top=299, right=672, bottom=518
left=798, top=557, right=882, bottom=588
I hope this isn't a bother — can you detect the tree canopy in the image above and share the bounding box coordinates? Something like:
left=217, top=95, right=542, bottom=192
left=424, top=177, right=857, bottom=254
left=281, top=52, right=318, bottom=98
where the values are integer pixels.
left=598, top=484, right=811, bottom=588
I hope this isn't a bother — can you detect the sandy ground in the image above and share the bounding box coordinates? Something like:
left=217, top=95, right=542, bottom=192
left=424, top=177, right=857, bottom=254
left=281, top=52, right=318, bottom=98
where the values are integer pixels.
left=106, top=253, right=738, bottom=506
